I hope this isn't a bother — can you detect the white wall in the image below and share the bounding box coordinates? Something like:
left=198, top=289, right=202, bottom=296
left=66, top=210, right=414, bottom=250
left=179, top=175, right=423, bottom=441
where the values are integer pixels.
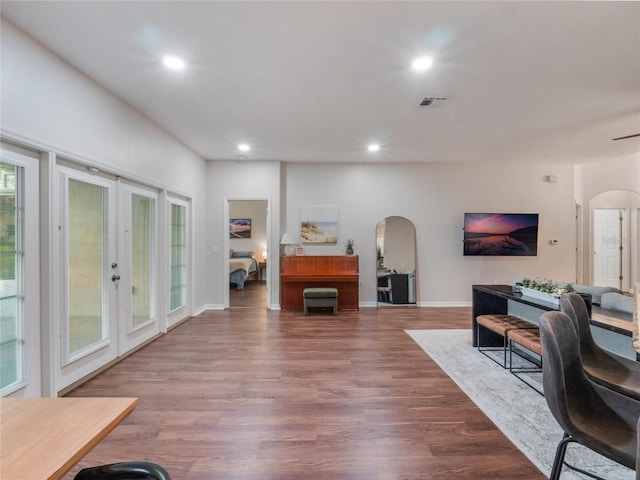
left=284, top=162, right=575, bottom=305
left=576, top=154, right=640, bottom=287
left=206, top=161, right=281, bottom=308
left=1, top=18, right=210, bottom=311
left=8, top=15, right=628, bottom=310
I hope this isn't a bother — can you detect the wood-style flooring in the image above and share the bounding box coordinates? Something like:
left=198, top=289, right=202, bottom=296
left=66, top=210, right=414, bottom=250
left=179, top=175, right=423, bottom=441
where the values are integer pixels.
left=65, top=284, right=545, bottom=479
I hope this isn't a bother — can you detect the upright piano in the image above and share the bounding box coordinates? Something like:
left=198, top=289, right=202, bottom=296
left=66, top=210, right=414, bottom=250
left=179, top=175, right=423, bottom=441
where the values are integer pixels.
left=280, top=255, right=359, bottom=311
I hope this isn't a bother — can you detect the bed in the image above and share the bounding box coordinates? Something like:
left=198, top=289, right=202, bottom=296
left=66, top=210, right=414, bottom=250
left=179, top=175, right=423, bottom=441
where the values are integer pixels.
left=229, top=251, right=258, bottom=289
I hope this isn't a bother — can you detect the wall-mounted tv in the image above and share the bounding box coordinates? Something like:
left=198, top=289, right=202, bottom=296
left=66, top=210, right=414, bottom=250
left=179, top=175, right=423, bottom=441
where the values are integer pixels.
left=463, top=213, right=539, bottom=256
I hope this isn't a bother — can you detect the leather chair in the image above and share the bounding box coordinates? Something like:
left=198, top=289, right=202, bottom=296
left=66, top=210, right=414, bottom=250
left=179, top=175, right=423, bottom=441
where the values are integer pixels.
left=73, top=462, right=170, bottom=480
left=637, top=416, right=640, bottom=480
left=560, top=292, right=640, bottom=401
left=539, top=310, right=640, bottom=480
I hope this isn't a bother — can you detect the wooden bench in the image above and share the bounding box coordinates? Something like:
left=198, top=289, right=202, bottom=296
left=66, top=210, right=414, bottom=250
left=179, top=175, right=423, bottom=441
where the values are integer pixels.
left=476, top=314, right=538, bottom=368
left=303, top=288, right=338, bottom=316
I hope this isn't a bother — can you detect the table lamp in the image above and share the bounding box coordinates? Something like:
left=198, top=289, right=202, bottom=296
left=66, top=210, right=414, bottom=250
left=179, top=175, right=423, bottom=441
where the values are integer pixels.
left=280, top=233, right=298, bottom=256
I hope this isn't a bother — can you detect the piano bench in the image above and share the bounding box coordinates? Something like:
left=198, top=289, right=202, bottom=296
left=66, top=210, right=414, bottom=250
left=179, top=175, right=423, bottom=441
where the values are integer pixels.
left=303, top=288, right=338, bottom=316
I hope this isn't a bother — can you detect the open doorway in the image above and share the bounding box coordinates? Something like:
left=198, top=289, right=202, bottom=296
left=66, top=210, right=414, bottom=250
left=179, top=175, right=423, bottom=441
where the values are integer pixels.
left=227, top=199, right=268, bottom=309
left=376, top=216, right=417, bottom=306
left=590, top=190, right=640, bottom=292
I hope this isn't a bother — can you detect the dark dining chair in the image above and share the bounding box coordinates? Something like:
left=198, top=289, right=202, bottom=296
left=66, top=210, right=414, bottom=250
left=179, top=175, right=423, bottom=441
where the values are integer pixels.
left=539, top=310, right=640, bottom=479
left=73, top=461, right=171, bottom=480
left=560, top=292, right=640, bottom=401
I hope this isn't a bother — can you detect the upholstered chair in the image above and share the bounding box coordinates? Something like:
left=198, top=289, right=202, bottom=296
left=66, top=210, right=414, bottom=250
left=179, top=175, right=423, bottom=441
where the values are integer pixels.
left=560, top=292, right=640, bottom=401
left=539, top=310, right=640, bottom=480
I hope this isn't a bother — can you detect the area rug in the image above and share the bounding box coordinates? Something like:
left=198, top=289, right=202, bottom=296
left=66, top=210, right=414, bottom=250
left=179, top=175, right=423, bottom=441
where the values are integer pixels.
left=406, top=329, right=634, bottom=480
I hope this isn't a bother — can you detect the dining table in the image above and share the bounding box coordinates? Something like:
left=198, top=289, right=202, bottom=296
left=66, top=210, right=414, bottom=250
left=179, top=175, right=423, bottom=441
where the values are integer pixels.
left=0, top=396, right=138, bottom=480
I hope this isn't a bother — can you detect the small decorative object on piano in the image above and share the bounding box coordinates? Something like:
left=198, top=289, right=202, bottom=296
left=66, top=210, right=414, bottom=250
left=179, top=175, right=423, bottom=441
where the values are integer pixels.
left=345, top=238, right=355, bottom=255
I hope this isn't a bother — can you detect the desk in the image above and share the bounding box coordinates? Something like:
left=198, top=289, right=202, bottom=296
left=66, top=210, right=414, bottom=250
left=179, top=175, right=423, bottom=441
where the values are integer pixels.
left=0, top=397, right=138, bottom=480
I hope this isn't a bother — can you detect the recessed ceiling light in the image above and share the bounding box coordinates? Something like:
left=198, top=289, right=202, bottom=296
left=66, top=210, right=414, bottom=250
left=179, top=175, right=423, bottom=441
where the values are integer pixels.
left=162, top=55, right=185, bottom=70
left=238, top=144, right=251, bottom=152
left=368, top=144, right=381, bottom=152
left=412, top=56, right=434, bottom=71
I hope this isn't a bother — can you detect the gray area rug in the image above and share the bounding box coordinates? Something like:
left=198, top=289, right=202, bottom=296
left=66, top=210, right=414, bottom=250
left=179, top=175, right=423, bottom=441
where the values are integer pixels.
left=406, top=329, right=634, bottom=480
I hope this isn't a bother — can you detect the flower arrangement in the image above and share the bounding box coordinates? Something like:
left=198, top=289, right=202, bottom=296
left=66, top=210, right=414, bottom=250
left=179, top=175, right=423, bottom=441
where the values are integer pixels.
left=521, top=277, right=575, bottom=296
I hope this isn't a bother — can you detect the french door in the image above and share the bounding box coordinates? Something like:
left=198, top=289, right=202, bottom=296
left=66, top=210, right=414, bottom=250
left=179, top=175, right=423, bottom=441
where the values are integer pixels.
left=0, top=144, right=40, bottom=397
left=57, top=167, right=159, bottom=391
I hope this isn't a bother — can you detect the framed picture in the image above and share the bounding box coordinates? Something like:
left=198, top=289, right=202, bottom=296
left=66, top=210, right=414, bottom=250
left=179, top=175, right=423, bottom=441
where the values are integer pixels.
left=300, top=206, right=338, bottom=244
left=229, top=218, right=251, bottom=238
left=296, top=247, right=305, bottom=256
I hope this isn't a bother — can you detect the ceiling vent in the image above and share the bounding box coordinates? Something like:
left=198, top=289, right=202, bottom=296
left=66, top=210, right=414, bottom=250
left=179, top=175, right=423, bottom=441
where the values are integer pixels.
left=420, top=97, right=448, bottom=107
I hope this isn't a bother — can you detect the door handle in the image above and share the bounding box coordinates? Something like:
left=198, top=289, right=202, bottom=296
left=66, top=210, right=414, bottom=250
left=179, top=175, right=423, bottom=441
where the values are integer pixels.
left=111, top=274, right=121, bottom=282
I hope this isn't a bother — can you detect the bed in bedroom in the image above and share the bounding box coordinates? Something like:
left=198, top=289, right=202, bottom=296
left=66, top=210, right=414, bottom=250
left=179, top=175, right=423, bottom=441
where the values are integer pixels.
left=229, top=251, right=258, bottom=289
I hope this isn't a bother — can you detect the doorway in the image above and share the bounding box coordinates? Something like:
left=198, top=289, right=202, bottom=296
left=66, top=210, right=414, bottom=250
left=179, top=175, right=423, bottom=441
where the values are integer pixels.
left=590, top=189, right=640, bottom=292
left=375, top=216, right=417, bottom=306
left=593, top=208, right=625, bottom=289
left=226, top=199, right=269, bottom=309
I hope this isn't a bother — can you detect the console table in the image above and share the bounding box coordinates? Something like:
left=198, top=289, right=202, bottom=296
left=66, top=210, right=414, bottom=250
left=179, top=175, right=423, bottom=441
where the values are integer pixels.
left=281, top=255, right=359, bottom=311
left=472, top=284, right=635, bottom=360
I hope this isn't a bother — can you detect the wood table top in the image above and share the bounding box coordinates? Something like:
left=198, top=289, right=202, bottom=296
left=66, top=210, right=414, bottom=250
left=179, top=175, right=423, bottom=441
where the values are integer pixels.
left=0, top=396, right=138, bottom=480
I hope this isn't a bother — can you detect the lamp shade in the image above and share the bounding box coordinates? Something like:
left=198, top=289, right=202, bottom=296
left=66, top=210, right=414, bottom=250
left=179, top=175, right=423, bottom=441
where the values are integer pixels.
left=280, top=233, right=298, bottom=256
left=280, top=233, right=298, bottom=245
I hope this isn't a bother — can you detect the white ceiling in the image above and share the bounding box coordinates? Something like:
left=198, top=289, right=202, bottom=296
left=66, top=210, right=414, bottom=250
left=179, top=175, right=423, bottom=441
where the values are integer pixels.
left=2, top=1, right=640, bottom=164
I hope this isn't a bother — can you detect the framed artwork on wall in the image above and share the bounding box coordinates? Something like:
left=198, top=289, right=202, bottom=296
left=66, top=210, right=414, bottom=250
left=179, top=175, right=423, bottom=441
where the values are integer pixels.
left=300, top=206, right=338, bottom=244
left=229, top=218, right=251, bottom=238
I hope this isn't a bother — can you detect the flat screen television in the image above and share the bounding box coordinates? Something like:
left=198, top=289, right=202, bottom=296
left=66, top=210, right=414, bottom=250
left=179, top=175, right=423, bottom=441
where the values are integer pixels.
left=463, top=213, right=539, bottom=256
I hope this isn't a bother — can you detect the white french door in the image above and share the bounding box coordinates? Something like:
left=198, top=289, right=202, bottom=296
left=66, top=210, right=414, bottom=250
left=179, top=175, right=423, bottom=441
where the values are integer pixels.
left=117, top=183, right=160, bottom=354
left=57, top=168, right=118, bottom=389
left=0, top=144, right=40, bottom=397
left=56, top=168, right=160, bottom=391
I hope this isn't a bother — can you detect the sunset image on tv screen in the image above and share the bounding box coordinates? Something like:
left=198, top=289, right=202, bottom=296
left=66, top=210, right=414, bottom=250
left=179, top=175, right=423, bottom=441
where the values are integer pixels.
left=463, top=213, right=538, bottom=256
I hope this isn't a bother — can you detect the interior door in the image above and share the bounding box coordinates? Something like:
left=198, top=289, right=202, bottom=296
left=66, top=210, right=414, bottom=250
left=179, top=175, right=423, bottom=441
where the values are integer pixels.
left=593, top=208, right=623, bottom=289
left=57, top=167, right=118, bottom=390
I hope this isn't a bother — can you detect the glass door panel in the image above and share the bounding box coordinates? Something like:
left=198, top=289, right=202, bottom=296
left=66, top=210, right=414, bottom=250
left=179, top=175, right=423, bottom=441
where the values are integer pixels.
left=67, top=179, right=108, bottom=357
left=170, top=203, right=186, bottom=311
left=131, top=193, right=154, bottom=329
left=1, top=145, right=40, bottom=398
left=0, top=163, right=22, bottom=392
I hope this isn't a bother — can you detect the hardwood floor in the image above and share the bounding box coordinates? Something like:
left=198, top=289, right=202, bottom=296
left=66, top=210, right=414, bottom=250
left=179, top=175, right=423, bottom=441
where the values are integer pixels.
left=229, top=279, right=267, bottom=308
left=64, top=293, right=545, bottom=479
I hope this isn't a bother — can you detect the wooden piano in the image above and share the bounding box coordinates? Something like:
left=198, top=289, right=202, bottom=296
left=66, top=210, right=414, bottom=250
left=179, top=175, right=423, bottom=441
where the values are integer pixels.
left=280, top=255, right=359, bottom=311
